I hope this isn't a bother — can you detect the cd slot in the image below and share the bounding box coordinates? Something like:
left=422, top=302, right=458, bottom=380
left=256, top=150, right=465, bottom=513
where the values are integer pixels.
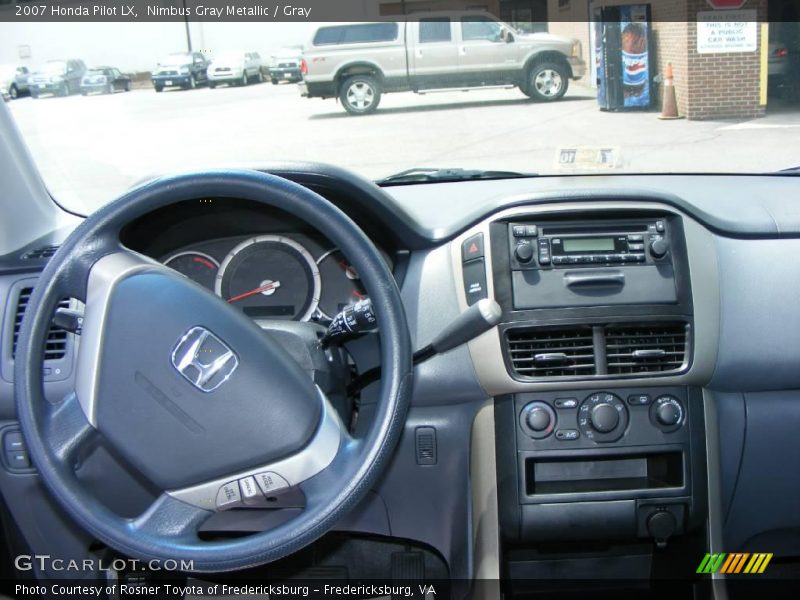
left=541, top=224, right=648, bottom=236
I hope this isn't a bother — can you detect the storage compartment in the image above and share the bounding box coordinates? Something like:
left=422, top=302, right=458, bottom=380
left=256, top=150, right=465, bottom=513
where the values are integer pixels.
left=525, top=452, right=683, bottom=496
left=512, top=264, right=677, bottom=309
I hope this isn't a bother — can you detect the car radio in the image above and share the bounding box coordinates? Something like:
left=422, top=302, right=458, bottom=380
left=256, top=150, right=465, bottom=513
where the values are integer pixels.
left=505, top=217, right=679, bottom=309
left=509, top=219, right=670, bottom=269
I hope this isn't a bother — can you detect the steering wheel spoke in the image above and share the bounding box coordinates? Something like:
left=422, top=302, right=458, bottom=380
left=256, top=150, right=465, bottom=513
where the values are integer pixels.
left=128, top=493, right=213, bottom=541
left=44, top=391, right=99, bottom=466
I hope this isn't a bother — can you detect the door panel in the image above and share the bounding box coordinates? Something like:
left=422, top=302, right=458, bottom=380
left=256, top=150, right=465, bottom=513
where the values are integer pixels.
left=409, top=18, right=460, bottom=89
left=456, top=16, right=520, bottom=85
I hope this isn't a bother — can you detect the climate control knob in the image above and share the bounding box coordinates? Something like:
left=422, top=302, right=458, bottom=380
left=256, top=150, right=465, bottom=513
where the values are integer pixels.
left=519, top=401, right=556, bottom=439
left=651, top=395, right=684, bottom=431
left=590, top=403, right=620, bottom=433
left=578, top=392, right=628, bottom=443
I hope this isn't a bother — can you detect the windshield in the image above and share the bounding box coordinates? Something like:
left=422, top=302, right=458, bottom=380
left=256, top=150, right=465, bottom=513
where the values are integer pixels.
left=3, top=10, right=800, bottom=215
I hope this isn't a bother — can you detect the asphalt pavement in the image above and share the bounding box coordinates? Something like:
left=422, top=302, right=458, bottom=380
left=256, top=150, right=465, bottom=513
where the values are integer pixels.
left=7, top=79, right=800, bottom=214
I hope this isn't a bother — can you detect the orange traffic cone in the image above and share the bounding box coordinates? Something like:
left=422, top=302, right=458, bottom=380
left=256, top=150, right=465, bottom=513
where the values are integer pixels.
left=658, top=63, right=683, bottom=120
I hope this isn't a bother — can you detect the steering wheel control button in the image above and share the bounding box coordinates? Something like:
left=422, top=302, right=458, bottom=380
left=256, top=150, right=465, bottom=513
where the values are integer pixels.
left=554, top=397, right=578, bottom=409
left=519, top=401, right=556, bottom=439
left=3, top=431, right=25, bottom=452
left=216, top=482, right=242, bottom=510
left=627, top=394, right=651, bottom=406
left=651, top=395, right=685, bottom=432
left=555, top=429, right=580, bottom=441
left=239, top=476, right=261, bottom=505
left=578, top=392, right=629, bottom=443
left=462, top=259, right=488, bottom=306
left=6, top=451, right=31, bottom=470
left=255, top=471, right=290, bottom=495
left=462, top=233, right=485, bottom=262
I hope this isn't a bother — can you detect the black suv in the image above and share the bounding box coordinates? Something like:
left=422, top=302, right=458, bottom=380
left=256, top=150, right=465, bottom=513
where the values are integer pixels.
left=151, top=52, right=209, bottom=92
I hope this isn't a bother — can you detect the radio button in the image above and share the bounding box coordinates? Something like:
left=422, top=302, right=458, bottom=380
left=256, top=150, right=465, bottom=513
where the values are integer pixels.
left=515, top=243, right=534, bottom=263
left=627, top=234, right=644, bottom=242
left=552, top=256, right=566, bottom=265
left=628, top=242, right=644, bottom=251
left=656, top=220, right=666, bottom=233
left=512, top=225, right=526, bottom=237
left=525, top=225, right=538, bottom=237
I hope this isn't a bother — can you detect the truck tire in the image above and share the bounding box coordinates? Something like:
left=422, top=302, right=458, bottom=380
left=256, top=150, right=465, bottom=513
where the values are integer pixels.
left=339, top=74, right=381, bottom=115
left=524, top=62, right=569, bottom=102
left=9, top=84, right=18, bottom=99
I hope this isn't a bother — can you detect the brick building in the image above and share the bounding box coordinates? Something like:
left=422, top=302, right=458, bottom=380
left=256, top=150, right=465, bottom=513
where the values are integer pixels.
left=378, top=0, right=796, bottom=120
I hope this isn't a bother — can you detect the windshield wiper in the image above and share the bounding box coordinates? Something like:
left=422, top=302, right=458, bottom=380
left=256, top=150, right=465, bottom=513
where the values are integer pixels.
left=376, top=167, right=537, bottom=186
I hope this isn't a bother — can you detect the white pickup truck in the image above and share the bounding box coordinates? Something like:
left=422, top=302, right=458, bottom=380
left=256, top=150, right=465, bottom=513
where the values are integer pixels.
left=299, top=12, right=586, bottom=115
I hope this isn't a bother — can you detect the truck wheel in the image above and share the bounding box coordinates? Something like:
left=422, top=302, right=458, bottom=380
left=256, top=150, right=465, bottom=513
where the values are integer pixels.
left=154, top=85, right=163, bottom=93
left=9, top=84, right=18, bottom=99
left=340, top=75, right=381, bottom=115
left=524, top=62, right=569, bottom=101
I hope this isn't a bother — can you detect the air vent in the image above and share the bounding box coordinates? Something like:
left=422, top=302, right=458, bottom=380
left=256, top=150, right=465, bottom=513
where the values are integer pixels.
left=23, top=245, right=60, bottom=260
left=11, top=288, right=70, bottom=361
left=605, top=323, right=688, bottom=375
left=506, top=327, right=595, bottom=378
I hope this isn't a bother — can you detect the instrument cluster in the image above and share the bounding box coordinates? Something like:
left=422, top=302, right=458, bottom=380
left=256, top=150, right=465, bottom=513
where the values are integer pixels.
left=161, top=233, right=390, bottom=323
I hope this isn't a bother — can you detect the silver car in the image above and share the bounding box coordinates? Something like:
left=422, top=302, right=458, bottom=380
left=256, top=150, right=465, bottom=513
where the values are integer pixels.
left=207, top=51, right=264, bottom=88
left=0, top=64, right=31, bottom=100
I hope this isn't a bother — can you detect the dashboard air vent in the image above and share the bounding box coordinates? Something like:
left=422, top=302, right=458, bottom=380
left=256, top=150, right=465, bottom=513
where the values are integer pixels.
left=11, top=288, right=70, bottom=361
left=23, top=245, right=60, bottom=260
left=506, top=327, right=595, bottom=378
left=605, top=323, right=688, bottom=375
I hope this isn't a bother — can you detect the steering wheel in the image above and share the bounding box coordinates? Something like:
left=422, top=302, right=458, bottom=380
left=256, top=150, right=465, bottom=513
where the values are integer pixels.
left=14, top=170, right=413, bottom=572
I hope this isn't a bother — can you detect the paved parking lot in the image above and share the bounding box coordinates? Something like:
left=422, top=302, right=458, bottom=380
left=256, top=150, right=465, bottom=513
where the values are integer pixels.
left=7, top=80, right=800, bottom=213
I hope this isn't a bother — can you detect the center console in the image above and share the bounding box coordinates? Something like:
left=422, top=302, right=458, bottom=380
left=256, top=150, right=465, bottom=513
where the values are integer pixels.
left=454, top=205, right=712, bottom=592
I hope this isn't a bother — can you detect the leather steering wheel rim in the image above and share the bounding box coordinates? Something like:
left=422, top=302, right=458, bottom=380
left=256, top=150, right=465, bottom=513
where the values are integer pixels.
left=14, top=170, right=413, bottom=572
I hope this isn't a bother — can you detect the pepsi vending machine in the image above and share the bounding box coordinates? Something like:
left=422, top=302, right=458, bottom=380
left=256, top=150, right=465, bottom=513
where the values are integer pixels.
left=594, top=4, right=652, bottom=110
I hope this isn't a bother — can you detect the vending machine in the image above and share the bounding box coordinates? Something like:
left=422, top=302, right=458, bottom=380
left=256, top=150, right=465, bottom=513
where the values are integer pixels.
left=594, top=4, right=653, bottom=111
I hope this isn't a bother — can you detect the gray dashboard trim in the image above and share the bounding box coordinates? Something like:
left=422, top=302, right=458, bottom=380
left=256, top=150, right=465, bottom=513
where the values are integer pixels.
left=448, top=201, right=719, bottom=395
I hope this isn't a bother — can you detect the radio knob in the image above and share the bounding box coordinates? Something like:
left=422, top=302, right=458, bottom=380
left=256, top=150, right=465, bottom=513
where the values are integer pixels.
left=649, top=238, right=669, bottom=259
left=590, top=403, right=619, bottom=433
left=515, top=243, right=534, bottom=263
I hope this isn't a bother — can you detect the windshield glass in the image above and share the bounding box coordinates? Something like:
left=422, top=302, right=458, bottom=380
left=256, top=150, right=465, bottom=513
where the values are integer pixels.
left=2, top=9, right=800, bottom=215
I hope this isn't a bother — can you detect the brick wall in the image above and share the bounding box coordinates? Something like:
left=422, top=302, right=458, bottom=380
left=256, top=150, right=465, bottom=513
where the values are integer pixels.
left=548, top=0, right=769, bottom=120
left=683, top=0, right=767, bottom=119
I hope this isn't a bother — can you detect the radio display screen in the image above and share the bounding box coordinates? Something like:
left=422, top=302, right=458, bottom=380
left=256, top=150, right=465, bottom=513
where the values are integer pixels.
left=562, top=237, right=616, bottom=253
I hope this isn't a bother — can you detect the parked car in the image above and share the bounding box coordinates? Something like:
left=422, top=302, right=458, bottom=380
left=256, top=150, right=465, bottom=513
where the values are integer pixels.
left=300, top=12, right=585, bottom=114
left=0, top=64, right=31, bottom=100
left=268, top=49, right=302, bottom=84
left=80, top=67, right=132, bottom=95
left=28, top=59, right=87, bottom=98
left=207, top=51, right=263, bottom=87
left=151, top=52, right=209, bottom=92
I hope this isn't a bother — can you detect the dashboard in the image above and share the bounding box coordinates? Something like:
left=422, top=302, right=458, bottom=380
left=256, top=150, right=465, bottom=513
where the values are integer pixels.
left=2, top=163, right=800, bottom=593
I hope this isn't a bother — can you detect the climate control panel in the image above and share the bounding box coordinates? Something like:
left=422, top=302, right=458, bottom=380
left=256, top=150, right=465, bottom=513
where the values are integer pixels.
left=515, top=387, right=689, bottom=450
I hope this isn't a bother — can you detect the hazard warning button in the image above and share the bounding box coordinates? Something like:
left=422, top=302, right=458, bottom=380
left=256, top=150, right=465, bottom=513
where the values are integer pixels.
left=461, top=233, right=484, bottom=262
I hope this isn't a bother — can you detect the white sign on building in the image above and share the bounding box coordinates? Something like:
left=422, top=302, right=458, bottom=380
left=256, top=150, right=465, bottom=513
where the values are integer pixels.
left=696, top=10, right=758, bottom=54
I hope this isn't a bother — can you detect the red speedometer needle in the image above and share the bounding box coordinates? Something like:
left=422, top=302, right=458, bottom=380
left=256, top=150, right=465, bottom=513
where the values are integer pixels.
left=227, top=281, right=281, bottom=303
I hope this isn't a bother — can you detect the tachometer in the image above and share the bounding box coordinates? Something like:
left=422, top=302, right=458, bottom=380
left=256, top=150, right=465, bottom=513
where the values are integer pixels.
left=163, top=251, right=219, bottom=289
left=215, top=235, right=321, bottom=321
left=316, top=249, right=367, bottom=320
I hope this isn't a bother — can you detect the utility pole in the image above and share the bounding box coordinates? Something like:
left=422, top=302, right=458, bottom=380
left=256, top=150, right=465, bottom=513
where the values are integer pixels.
left=182, top=0, right=192, bottom=51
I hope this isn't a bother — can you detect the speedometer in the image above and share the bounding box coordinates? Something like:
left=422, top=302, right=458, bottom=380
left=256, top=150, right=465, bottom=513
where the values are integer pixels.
left=215, top=235, right=321, bottom=322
